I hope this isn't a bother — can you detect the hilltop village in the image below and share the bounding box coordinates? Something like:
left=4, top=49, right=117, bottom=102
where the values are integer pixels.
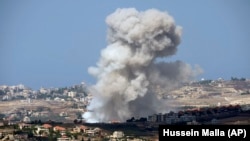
left=0, top=78, right=250, bottom=140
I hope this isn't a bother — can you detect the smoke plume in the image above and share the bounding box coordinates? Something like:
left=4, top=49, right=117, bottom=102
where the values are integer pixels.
left=84, top=8, right=202, bottom=122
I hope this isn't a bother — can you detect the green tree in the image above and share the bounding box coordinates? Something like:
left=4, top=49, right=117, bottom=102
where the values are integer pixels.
left=48, top=128, right=55, bottom=141
left=66, top=131, right=72, bottom=138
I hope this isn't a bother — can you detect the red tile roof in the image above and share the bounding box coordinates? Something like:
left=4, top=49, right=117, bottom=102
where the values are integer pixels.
left=43, top=124, right=52, bottom=128
left=54, top=126, right=66, bottom=131
left=79, top=125, right=88, bottom=130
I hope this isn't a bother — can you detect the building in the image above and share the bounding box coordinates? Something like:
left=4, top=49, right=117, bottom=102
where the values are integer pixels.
left=72, top=125, right=88, bottom=133
left=57, top=136, right=71, bottom=141
left=43, top=124, right=52, bottom=129
left=35, top=125, right=49, bottom=136
left=54, top=126, right=66, bottom=136
left=22, top=116, right=31, bottom=123
left=39, top=87, right=47, bottom=94
left=68, top=91, right=76, bottom=98
left=111, top=131, right=124, bottom=139
left=148, top=114, right=157, bottom=122
left=85, top=128, right=101, bottom=136
left=18, top=123, right=32, bottom=130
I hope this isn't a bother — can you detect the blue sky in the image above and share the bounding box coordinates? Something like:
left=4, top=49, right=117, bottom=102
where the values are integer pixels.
left=1, top=0, right=249, bottom=90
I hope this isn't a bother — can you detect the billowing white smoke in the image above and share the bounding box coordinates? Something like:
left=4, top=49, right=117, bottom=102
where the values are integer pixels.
left=84, top=8, right=202, bottom=122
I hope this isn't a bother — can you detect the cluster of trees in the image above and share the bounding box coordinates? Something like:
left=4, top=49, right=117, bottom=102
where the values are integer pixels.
left=231, top=77, right=246, bottom=81
left=198, top=79, right=212, bottom=85
left=126, top=117, right=147, bottom=122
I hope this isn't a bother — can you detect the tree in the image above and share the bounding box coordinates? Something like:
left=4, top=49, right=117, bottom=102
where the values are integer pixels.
left=74, top=119, right=78, bottom=124
left=231, top=77, right=246, bottom=81
left=13, top=124, right=19, bottom=130
left=48, top=128, right=55, bottom=141
left=27, top=129, right=34, bottom=138
left=38, top=119, right=42, bottom=124
left=66, top=131, right=72, bottom=138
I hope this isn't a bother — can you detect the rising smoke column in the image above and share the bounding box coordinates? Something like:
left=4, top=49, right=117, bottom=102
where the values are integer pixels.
left=84, top=8, right=202, bottom=122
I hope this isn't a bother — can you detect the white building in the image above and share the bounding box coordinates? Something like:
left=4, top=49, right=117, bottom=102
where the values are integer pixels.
left=35, top=125, right=49, bottom=135
left=112, top=131, right=124, bottom=139
left=23, top=116, right=31, bottom=123
left=17, top=84, right=25, bottom=89
left=68, top=91, right=76, bottom=98
left=57, top=136, right=71, bottom=141
left=0, top=85, right=8, bottom=90
left=39, top=87, right=47, bottom=94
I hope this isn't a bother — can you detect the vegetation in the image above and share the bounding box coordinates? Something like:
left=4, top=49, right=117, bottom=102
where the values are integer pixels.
left=231, top=77, right=246, bottom=81
left=241, top=91, right=250, bottom=95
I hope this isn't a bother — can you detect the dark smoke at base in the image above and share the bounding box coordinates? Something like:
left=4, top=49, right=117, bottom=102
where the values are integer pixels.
left=83, top=8, right=202, bottom=123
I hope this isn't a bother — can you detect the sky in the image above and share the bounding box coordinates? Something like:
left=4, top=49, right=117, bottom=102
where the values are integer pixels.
left=0, top=0, right=249, bottom=90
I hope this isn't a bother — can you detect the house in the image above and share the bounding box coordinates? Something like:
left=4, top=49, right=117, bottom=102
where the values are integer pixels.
left=54, top=126, right=66, bottom=135
left=18, top=123, right=32, bottom=130
left=68, top=91, right=76, bottom=98
left=85, top=127, right=101, bottom=136
left=54, top=126, right=66, bottom=132
left=85, top=129, right=95, bottom=136
left=35, top=125, right=49, bottom=136
left=59, top=112, right=68, bottom=117
left=111, top=131, right=124, bottom=139
left=43, top=123, right=52, bottom=129
left=22, top=116, right=31, bottom=123
left=72, top=125, right=88, bottom=133
left=148, top=114, right=157, bottom=122
left=14, top=133, right=29, bottom=140
left=57, top=135, right=71, bottom=141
